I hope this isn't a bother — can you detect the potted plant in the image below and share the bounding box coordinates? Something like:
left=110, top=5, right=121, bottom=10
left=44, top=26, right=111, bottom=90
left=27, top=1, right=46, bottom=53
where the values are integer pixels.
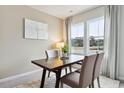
left=62, top=43, right=69, bottom=57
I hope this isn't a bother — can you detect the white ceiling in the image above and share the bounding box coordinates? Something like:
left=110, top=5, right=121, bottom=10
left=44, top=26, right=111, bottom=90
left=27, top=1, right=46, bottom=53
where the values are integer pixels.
left=29, top=5, right=98, bottom=20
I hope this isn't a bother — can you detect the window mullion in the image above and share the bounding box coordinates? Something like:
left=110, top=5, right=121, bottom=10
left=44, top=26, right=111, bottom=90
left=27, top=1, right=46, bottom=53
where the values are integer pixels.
left=84, top=22, right=89, bottom=55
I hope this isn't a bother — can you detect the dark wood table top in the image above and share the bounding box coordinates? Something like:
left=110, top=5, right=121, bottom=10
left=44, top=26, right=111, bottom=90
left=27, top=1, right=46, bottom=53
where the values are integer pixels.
left=31, top=54, right=84, bottom=71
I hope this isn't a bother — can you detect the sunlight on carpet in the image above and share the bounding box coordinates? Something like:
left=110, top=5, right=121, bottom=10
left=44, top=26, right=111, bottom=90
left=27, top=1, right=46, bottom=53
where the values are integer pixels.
left=15, top=75, right=120, bottom=88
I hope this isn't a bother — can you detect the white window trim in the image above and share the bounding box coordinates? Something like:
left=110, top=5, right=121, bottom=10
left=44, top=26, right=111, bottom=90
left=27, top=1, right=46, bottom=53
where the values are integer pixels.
left=87, top=17, right=104, bottom=52
left=70, top=16, right=104, bottom=55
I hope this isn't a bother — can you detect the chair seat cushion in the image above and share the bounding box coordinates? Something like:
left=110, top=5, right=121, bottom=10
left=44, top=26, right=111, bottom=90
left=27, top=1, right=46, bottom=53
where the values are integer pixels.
left=72, top=64, right=81, bottom=69
left=75, top=69, right=81, bottom=73
left=60, top=72, right=80, bottom=88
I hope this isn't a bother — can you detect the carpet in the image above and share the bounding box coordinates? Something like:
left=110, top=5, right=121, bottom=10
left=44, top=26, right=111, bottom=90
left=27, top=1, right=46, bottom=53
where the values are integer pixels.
left=15, top=73, right=120, bottom=88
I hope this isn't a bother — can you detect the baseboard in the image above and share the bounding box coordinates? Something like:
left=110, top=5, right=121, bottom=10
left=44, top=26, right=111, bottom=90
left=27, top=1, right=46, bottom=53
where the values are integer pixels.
left=0, top=69, right=43, bottom=88
left=118, top=76, right=124, bottom=81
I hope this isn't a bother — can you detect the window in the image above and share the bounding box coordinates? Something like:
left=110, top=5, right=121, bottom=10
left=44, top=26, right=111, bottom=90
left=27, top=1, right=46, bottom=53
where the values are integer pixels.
left=71, top=23, right=84, bottom=54
left=70, top=17, right=104, bottom=55
left=88, top=17, right=104, bottom=52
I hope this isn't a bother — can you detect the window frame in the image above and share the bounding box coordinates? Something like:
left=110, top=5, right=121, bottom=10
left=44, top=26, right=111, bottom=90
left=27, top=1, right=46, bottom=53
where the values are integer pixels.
left=70, top=16, right=104, bottom=55
left=87, top=16, right=104, bottom=52
left=70, top=22, right=85, bottom=54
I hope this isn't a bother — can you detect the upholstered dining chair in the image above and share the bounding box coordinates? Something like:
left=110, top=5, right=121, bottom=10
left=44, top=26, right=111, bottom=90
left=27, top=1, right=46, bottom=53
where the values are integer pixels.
left=45, top=49, right=59, bottom=59
left=91, top=52, right=104, bottom=88
left=60, top=54, right=97, bottom=88
left=45, top=49, right=68, bottom=77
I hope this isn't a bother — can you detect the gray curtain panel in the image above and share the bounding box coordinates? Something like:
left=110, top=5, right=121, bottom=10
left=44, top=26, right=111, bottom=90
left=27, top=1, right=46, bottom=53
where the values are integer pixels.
left=101, top=5, right=110, bottom=77
left=65, top=17, right=72, bottom=54
left=101, top=5, right=121, bottom=80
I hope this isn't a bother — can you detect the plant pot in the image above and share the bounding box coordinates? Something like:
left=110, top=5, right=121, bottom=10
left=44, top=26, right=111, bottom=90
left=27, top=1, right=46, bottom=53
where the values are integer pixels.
left=62, top=53, right=68, bottom=57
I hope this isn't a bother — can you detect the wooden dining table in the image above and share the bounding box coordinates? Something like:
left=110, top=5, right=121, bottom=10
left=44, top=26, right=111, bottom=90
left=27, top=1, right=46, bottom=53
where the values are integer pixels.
left=31, top=54, right=84, bottom=88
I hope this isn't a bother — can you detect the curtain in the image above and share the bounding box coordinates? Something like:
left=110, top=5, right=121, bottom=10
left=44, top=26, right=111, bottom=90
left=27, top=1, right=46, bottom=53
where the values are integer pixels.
left=65, top=17, right=72, bottom=54
left=101, top=5, right=121, bottom=80
left=101, top=6, right=110, bottom=77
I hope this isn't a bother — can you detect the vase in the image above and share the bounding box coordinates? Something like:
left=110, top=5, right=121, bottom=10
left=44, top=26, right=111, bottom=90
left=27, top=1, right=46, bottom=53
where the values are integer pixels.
left=62, top=53, right=68, bottom=57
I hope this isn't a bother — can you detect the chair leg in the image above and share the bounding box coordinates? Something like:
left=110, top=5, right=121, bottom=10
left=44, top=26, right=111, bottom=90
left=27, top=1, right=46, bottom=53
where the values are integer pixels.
left=60, top=82, right=63, bottom=88
left=69, top=66, right=72, bottom=72
left=92, top=81, right=94, bottom=88
left=65, top=68, right=68, bottom=74
left=97, top=77, right=100, bottom=88
left=89, top=84, right=92, bottom=88
left=48, top=71, right=51, bottom=77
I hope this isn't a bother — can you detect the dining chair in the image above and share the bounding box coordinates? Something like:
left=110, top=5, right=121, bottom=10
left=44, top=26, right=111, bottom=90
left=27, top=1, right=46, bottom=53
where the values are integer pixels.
left=71, top=53, right=97, bottom=73
left=91, top=52, right=104, bottom=88
left=60, top=54, right=97, bottom=88
left=45, top=49, right=68, bottom=77
left=45, top=49, right=60, bottom=58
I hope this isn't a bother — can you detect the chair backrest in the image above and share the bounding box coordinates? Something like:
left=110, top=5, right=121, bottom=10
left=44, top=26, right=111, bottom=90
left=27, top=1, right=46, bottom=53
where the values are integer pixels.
left=79, top=54, right=97, bottom=87
left=92, top=52, right=104, bottom=80
left=45, top=49, right=59, bottom=59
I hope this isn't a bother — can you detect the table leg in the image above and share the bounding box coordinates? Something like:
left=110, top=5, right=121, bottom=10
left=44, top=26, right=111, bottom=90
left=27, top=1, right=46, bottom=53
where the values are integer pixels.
left=69, top=66, right=72, bottom=72
left=40, top=68, right=46, bottom=88
left=55, top=69, right=62, bottom=88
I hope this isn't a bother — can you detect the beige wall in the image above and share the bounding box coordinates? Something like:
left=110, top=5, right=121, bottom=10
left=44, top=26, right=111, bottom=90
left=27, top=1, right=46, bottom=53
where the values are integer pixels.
left=0, top=6, right=63, bottom=79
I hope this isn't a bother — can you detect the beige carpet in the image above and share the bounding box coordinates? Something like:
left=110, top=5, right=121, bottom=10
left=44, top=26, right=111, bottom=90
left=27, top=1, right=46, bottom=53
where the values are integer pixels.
left=15, top=74, right=120, bottom=88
